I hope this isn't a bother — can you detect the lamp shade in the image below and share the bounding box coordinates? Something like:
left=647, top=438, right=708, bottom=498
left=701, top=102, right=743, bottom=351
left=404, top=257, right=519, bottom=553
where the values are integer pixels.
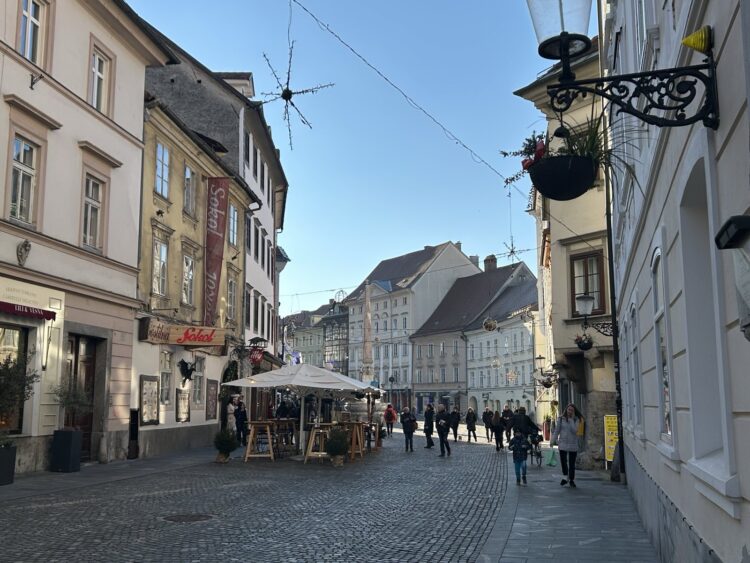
left=526, top=0, right=593, bottom=59
left=575, top=293, right=595, bottom=316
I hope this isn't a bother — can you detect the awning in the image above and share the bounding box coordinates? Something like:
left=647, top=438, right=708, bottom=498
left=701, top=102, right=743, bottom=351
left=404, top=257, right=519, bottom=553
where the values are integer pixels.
left=0, top=300, right=56, bottom=321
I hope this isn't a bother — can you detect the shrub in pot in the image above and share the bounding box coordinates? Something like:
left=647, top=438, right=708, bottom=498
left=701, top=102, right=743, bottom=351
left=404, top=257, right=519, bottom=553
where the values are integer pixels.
left=0, top=354, right=39, bottom=485
left=214, top=429, right=239, bottom=463
left=50, top=376, right=92, bottom=473
left=325, top=428, right=349, bottom=467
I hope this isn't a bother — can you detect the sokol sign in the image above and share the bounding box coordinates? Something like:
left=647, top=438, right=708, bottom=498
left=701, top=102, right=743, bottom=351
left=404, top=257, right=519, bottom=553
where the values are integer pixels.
left=204, top=177, right=229, bottom=326
left=138, top=317, right=226, bottom=346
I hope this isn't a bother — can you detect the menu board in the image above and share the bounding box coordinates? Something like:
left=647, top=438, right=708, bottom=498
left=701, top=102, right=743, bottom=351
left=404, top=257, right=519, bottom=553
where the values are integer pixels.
left=205, top=380, right=218, bottom=420
left=140, top=375, right=159, bottom=426
left=176, top=388, right=191, bottom=423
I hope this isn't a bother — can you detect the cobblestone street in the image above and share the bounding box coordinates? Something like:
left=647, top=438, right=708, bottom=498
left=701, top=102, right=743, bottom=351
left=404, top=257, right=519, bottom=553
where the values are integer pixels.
left=2, top=435, right=507, bottom=563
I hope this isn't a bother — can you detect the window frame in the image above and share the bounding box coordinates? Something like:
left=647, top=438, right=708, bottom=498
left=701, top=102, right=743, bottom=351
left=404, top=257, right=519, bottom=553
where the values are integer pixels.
left=191, top=356, right=205, bottom=404
left=570, top=250, right=606, bottom=317
left=228, top=202, right=238, bottom=247
left=154, top=141, right=170, bottom=199
left=9, top=134, right=38, bottom=225
left=152, top=237, right=168, bottom=296
left=181, top=253, right=195, bottom=306
left=183, top=164, right=197, bottom=217
left=87, top=37, right=116, bottom=117
left=81, top=173, right=105, bottom=251
left=17, top=0, right=51, bottom=68
left=651, top=249, right=675, bottom=444
left=159, top=349, right=172, bottom=405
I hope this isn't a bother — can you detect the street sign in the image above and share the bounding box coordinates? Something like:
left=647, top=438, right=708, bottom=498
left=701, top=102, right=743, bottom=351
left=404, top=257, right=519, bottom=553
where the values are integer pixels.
left=604, top=415, right=618, bottom=462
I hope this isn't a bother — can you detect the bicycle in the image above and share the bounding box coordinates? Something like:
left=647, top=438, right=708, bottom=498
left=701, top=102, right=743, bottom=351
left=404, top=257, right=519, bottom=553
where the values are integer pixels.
left=528, top=432, right=543, bottom=467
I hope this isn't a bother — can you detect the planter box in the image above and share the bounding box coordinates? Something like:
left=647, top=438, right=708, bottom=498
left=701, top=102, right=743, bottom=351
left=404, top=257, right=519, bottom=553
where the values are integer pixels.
left=528, top=156, right=597, bottom=201
left=50, top=429, right=82, bottom=473
left=0, top=446, right=17, bottom=486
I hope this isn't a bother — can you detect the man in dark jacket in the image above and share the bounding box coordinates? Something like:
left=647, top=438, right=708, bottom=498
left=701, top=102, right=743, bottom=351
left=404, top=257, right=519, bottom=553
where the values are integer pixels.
left=502, top=404, right=514, bottom=441
left=482, top=407, right=494, bottom=442
left=511, top=406, right=539, bottom=438
left=235, top=397, right=248, bottom=447
left=435, top=404, right=451, bottom=457
left=449, top=407, right=461, bottom=442
left=399, top=407, right=417, bottom=452
left=423, top=403, right=435, bottom=448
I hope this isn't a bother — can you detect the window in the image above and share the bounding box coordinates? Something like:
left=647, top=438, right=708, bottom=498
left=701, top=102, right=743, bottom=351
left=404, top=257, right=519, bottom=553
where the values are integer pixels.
left=192, top=357, right=204, bottom=403
left=0, top=326, right=27, bottom=433
left=416, top=369, right=422, bottom=384
left=440, top=368, right=446, bottom=383
left=403, top=297, right=407, bottom=305
left=427, top=344, right=433, bottom=358
left=245, top=213, right=252, bottom=251
left=470, top=344, right=474, bottom=360
left=267, top=241, right=272, bottom=276
left=81, top=175, right=103, bottom=249
left=571, top=252, right=605, bottom=316
left=253, top=147, right=258, bottom=178
left=453, top=340, right=458, bottom=356
left=182, top=254, right=194, bottom=305
left=392, top=343, right=398, bottom=357
left=260, top=297, right=266, bottom=336
left=228, top=203, right=238, bottom=246
left=479, top=371, right=484, bottom=388
left=417, top=345, right=422, bottom=359
left=383, top=301, right=387, bottom=309
left=243, top=132, right=250, bottom=165
left=374, top=345, right=380, bottom=360
left=19, top=0, right=42, bottom=65
left=244, top=285, right=253, bottom=326
left=160, top=350, right=172, bottom=404
left=253, top=221, right=260, bottom=261
left=260, top=232, right=266, bottom=269
left=402, top=342, right=408, bottom=357
left=428, top=368, right=434, bottom=383
left=183, top=166, right=196, bottom=216
left=470, top=372, right=475, bottom=387
left=155, top=142, right=169, bottom=198
left=453, top=367, right=458, bottom=383
left=152, top=239, right=168, bottom=295
left=89, top=48, right=110, bottom=113
left=652, top=253, right=672, bottom=438
left=439, top=342, right=445, bottom=357
left=391, top=318, right=397, bottom=330
left=260, top=161, right=265, bottom=193
left=384, top=345, right=389, bottom=359
left=10, top=135, right=36, bottom=223
left=402, top=316, right=407, bottom=330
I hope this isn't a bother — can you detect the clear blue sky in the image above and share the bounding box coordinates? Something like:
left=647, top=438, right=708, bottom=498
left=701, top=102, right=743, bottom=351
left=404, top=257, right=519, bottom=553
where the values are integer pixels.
left=129, top=1, right=576, bottom=315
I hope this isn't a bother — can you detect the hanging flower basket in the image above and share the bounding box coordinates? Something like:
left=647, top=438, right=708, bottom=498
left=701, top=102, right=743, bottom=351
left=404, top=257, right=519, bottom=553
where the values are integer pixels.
left=482, top=317, right=497, bottom=332
left=527, top=156, right=597, bottom=201
left=575, top=333, right=594, bottom=351
left=541, top=379, right=554, bottom=388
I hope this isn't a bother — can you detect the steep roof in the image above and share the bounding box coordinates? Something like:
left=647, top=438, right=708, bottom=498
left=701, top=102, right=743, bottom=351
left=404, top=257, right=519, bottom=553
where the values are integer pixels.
left=464, top=276, right=538, bottom=332
left=412, top=263, right=521, bottom=337
left=282, top=303, right=330, bottom=329
left=346, top=243, right=453, bottom=302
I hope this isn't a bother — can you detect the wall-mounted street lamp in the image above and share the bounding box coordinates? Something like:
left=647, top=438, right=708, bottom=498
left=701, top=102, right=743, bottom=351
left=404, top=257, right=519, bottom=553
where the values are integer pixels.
left=525, top=0, right=719, bottom=129
left=715, top=215, right=750, bottom=341
left=574, top=294, right=614, bottom=337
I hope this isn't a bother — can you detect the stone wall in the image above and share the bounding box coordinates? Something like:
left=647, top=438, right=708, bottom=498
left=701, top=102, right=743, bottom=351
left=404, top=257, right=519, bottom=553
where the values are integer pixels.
left=577, top=390, right=615, bottom=469
left=625, top=448, right=722, bottom=563
left=138, top=424, right=217, bottom=459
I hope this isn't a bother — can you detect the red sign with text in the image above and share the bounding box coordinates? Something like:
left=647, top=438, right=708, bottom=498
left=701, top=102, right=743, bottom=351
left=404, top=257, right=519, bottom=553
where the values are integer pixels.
left=204, top=178, right=229, bottom=326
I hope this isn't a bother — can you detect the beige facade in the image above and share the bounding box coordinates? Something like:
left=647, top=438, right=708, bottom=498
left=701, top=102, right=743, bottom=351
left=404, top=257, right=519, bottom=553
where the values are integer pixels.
left=517, top=50, right=616, bottom=468
left=0, top=0, right=170, bottom=472
left=133, top=103, right=256, bottom=457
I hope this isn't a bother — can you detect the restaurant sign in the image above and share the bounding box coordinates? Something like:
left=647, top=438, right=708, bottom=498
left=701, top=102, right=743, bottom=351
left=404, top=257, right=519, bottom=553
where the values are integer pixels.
left=138, top=317, right=226, bottom=346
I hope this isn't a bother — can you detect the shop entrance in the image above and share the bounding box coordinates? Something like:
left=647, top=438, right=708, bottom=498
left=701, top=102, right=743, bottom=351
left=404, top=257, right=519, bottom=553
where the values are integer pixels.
left=65, top=335, right=97, bottom=462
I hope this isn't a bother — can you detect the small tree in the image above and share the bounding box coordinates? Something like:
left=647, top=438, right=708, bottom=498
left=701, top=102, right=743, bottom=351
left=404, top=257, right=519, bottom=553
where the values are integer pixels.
left=0, top=355, right=39, bottom=446
left=52, top=374, right=93, bottom=430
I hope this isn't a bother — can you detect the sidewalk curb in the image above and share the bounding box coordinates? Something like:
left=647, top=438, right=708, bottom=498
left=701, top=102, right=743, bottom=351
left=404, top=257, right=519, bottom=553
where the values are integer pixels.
left=476, top=452, right=517, bottom=562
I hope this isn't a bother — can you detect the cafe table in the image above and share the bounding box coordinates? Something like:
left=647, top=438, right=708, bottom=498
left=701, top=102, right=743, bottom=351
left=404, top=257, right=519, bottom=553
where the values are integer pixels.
left=244, top=421, right=275, bottom=462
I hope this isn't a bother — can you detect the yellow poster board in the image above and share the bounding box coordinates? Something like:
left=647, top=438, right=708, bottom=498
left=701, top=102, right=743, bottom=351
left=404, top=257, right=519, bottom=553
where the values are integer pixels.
left=604, top=415, right=619, bottom=462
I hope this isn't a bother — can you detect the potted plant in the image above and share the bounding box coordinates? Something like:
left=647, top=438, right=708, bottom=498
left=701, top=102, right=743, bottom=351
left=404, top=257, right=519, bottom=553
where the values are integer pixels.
left=0, top=354, right=39, bottom=485
left=575, top=333, right=594, bottom=351
left=501, top=112, right=637, bottom=201
left=543, top=415, right=552, bottom=441
left=214, top=429, right=239, bottom=463
left=325, top=427, right=349, bottom=467
left=50, top=375, right=93, bottom=472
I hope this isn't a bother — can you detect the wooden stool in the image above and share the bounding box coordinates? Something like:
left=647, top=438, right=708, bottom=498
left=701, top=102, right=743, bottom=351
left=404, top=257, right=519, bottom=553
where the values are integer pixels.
left=244, top=421, right=275, bottom=462
left=348, top=422, right=365, bottom=461
left=304, top=427, right=330, bottom=464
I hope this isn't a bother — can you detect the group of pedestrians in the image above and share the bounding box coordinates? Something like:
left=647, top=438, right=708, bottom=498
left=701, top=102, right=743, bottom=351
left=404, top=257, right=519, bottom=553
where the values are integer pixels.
left=390, top=401, right=584, bottom=490
left=225, top=395, right=248, bottom=447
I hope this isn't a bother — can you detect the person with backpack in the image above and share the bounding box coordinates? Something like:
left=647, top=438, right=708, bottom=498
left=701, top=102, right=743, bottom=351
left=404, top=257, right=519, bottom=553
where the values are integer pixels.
left=383, top=404, right=397, bottom=437
left=482, top=407, right=494, bottom=442
left=435, top=404, right=451, bottom=457
left=399, top=406, right=417, bottom=452
left=511, top=406, right=539, bottom=438
left=492, top=410, right=506, bottom=451
left=502, top=404, right=514, bottom=442
left=508, top=428, right=531, bottom=485
left=423, top=403, right=435, bottom=449
left=465, top=407, right=478, bottom=442
left=449, top=406, right=461, bottom=442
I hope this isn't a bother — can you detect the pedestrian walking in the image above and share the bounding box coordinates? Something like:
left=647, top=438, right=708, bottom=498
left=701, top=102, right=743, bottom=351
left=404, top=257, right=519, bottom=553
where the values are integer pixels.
left=511, top=406, right=539, bottom=438
left=235, top=396, right=248, bottom=447
left=465, top=407, right=478, bottom=442
left=400, top=407, right=417, bottom=452
left=226, top=396, right=237, bottom=437
left=492, top=410, right=506, bottom=451
left=435, top=404, right=451, bottom=457
left=423, top=403, right=435, bottom=449
left=449, top=406, right=461, bottom=442
left=508, top=428, right=531, bottom=485
left=552, top=403, right=583, bottom=488
left=482, top=407, right=493, bottom=442
left=502, top=404, right=514, bottom=441
left=384, top=404, right=397, bottom=437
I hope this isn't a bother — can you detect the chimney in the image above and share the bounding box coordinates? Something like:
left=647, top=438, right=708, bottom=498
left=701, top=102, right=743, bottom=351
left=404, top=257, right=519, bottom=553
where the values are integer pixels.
left=484, top=255, right=497, bottom=271
left=455, top=241, right=462, bottom=252
left=469, top=255, right=479, bottom=268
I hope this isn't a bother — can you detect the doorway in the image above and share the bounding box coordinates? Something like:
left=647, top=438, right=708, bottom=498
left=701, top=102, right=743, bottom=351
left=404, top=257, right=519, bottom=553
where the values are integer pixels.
left=65, top=335, right=97, bottom=462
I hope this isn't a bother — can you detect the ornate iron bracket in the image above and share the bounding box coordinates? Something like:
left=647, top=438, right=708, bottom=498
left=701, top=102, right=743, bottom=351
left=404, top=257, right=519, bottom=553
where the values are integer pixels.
left=548, top=55, right=719, bottom=130
left=581, top=318, right=615, bottom=337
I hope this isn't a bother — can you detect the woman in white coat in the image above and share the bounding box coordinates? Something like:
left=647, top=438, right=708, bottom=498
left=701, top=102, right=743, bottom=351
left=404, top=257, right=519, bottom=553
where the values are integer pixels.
left=552, top=403, right=583, bottom=488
